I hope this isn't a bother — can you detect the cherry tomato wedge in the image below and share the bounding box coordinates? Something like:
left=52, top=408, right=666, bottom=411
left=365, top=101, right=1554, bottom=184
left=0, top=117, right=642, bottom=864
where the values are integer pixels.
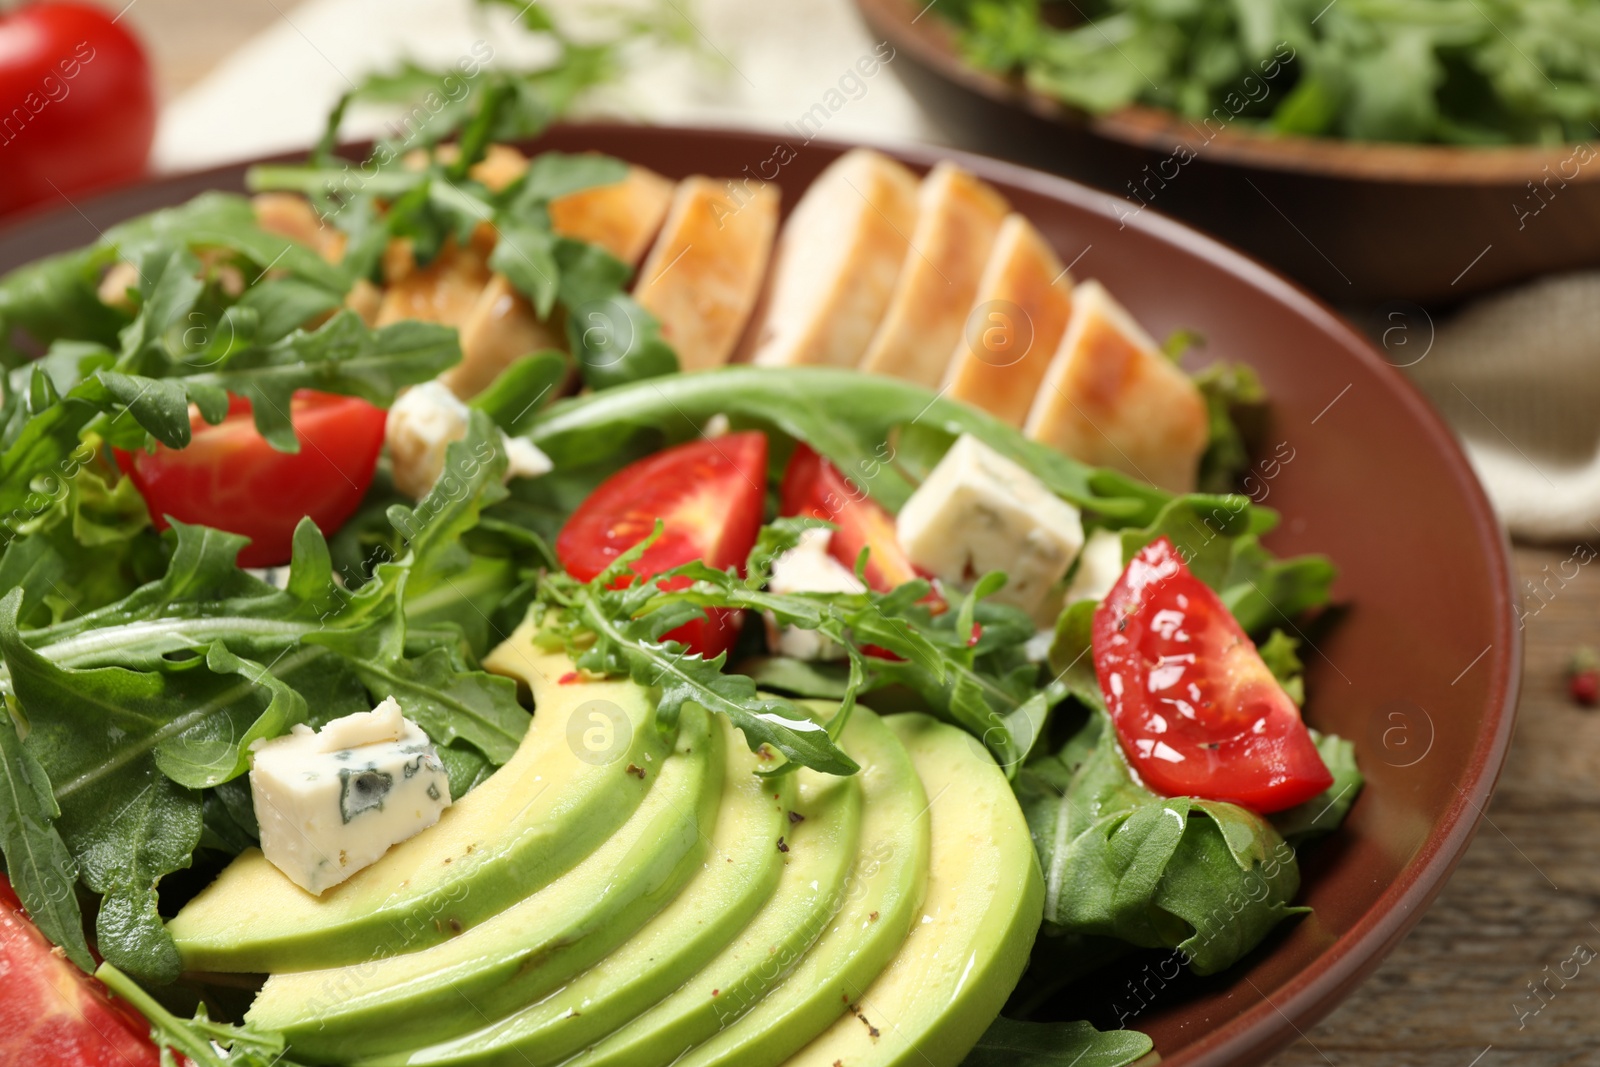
left=0, top=875, right=161, bottom=1067
left=556, top=432, right=768, bottom=659
left=1092, top=537, right=1332, bottom=814
left=778, top=443, right=941, bottom=610
left=115, top=392, right=387, bottom=568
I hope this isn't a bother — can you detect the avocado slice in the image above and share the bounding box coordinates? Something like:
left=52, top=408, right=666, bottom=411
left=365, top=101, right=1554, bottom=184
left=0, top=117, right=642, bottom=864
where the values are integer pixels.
left=353, top=714, right=802, bottom=1067
left=566, top=704, right=929, bottom=1067
left=249, top=702, right=723, bottom=1061
left=787, top=713, right=1045, bottom=1067
left=168, top=630, right=673, bottom=973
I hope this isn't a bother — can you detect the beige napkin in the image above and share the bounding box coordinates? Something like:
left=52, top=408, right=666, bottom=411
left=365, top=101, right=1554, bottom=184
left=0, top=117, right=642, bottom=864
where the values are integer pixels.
left=1405, top=273, right=1600, bottom=543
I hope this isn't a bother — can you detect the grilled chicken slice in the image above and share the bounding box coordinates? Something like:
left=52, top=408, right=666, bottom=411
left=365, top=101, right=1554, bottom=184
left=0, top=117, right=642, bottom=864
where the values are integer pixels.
left=375, top=236, right=494, bottom=330
left=859, top=161, right=1009, bottom=386
left=446, top=144, right=675, bottom=267
left=1024, top=280, right=1208, bottom=493
left=549, top=162, right=675, bottom=268
left=253, top=192, right=345, bottom=263
left=634, top=176, right=780, bottom=372
left=943, top=214, right=1075, bottom=426
left=749, top=148, right=918, bottom=368
left=442, top=274, right=565, bottom=399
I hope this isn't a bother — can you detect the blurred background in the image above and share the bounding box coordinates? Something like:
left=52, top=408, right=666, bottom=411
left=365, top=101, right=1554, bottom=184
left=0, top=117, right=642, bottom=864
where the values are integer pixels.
left=8, top=0, right=1600, bottom=1062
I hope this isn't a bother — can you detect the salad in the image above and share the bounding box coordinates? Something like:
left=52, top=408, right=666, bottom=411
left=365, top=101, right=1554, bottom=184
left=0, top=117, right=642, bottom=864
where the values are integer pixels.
left=943, top=0, right=1600, bottom=146
left=0, top=83, right=1359, bottom=1067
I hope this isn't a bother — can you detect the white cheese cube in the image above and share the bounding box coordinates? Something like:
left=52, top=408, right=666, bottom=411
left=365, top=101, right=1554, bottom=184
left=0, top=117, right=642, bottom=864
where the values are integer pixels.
left=764, top=528, right=865, bottom=660
left=386, top=380, right=553, bottom=499
left=896, top=434, right=1085, bottom=624
left=248, top=697, right=452, bottom=895
left=1064, top=527, right=1126, bottom=606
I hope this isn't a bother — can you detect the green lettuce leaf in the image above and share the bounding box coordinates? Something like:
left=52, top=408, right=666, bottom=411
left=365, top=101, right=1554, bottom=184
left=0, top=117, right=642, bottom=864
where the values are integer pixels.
left=962, top=1016, right=1153, bottom=1067
left=1017, top=708, right=1307, bottom=976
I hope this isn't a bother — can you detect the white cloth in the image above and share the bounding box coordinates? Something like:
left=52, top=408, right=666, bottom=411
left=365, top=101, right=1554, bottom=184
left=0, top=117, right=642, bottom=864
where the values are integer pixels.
left=153, top=0, right=941, bottom=173
left=1405, top=273, right=1600, bottom=543
left=156, top=0, right=1588, bottom=543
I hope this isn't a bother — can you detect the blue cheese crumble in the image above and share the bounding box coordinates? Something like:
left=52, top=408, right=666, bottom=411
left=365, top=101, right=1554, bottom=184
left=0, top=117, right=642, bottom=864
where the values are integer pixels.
left=248, top=697, right=452, bottom=895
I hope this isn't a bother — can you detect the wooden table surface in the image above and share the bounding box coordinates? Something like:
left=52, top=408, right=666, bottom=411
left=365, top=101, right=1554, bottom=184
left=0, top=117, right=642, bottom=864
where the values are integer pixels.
left=106, top=3, right=1598, bottom=1063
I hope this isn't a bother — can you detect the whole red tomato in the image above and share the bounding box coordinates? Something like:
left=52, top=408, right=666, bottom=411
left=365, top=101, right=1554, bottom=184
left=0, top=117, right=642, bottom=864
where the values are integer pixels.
left=0, top=2, right=156, bottom=216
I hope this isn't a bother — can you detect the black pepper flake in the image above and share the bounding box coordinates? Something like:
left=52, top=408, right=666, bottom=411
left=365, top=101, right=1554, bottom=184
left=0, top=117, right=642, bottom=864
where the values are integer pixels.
left=777, top=837, right=790, bottom=853
left=626, top=764, right=646, bottom=779
left=448, top=918, right=462, bottom=934
left=869, top=910, right=878, bottom=922
left=850, top=1003, right=880, bottom=1039
left=787, top=811, right=805, bottom=825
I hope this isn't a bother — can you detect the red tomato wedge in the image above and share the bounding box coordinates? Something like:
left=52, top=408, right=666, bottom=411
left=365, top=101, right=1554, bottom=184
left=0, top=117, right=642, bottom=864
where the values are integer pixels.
left=778, top=444, right=941, bottom=609
left=556, top=432, right=768, bottom=659
left=115, top=392, right=387, bottom=569
left=0, top=875, right=161, bottom=1067
left=1092, top=537, right=1333, bottom=814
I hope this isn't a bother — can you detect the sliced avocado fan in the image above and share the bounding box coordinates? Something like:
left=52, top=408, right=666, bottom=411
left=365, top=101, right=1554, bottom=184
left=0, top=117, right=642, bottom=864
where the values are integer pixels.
left=786, top=713, right=1045, bottom=1067
left=168, top=627, right=672, bottom=973
left=354, top=711, right=822, bottom=1067
left=575, top=703, right=931, bottom=1067
left=250, top=702, right=725, bottom=1061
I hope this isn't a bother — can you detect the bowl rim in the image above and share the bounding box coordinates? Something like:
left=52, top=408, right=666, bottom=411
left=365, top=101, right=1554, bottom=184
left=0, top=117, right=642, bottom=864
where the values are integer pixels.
left=0, top=124, right=1524, bottom=1066
left=857, top=0, right=1598, bottom=185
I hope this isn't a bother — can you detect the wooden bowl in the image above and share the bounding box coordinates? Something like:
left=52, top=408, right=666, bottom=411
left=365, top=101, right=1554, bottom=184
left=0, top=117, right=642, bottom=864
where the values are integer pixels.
left=0, top=125, right=1521, bottom=1066
left=856, top=0, right=1600, bottom=304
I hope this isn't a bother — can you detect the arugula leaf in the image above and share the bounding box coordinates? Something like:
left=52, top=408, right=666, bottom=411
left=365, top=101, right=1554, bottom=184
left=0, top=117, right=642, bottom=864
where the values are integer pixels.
left=0, top=243, right=126, bottom=349
left=68, top=771, right=198, bottom=982
left=103, top=191, right=348, bottom=293
left=250, top=78, right=681, bottom=392
left=0, top=591, right=313, bottom=980
left=96, top=963, right=305, bottom=1067
left=470, top=349, right=570, bottom=434
left=1192, top=361, right=1266, bottom=494
left=1220, top=536, right=1338, bottom=637
left=1271, top=730, right=1363, bottom=846
left=0, top=416, right=531, bottom=975
left=0, top=708, right=92, bottom=971
left=526, top=366, right=1160, bottom=520
left=345, top=648, right=525, bottom=765
left=542, top=563, right=860, bottom=777
left=1258, top=628, right=1306, bottom=705
left=1103, top=492, right=1336, bottom=638
left=0, top=464, right=156, bottom=629
left=538, top=518, right=1063, bottom=775
left=962, top=1016, right=1153, bottom=1067
left=736, top=656, right=854, bottom=699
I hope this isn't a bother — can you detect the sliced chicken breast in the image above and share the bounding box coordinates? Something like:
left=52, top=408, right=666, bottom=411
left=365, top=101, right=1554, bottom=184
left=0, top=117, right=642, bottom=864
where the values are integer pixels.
left=1024, top=280, right=1208, bottom=493
left=859, top=161, right=1009, bottom=386
left=749, top=148, right=918, bottom=368
left=375, top=236, right=493, bottom=330
left=943, top=213, right=1075, bottom=427
left=442, top=274, right=565, bottom=399
left=634, top=176, right=780, bottom=372
left=549, top=162, right=676, bottom=268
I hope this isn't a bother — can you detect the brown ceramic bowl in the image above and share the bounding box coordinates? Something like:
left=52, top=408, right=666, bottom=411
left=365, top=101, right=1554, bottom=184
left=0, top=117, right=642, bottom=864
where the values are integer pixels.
left=856, top=0, right=1600, bottom=305
left=0, top=126, right=1521, bottom=1066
